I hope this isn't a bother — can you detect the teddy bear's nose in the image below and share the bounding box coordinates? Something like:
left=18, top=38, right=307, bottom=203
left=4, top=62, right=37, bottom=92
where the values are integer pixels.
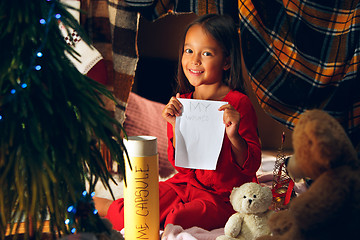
left=248, top=199, right=252, bottom=204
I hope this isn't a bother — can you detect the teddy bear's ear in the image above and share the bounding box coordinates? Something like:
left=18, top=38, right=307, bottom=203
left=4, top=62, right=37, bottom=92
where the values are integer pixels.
left=230, top=187, right=240, bottom=203
left=262, top=185, right=272, bottom=198
left=261, top=185, right=273, bottom=207
left=293, top=110, right=358, bottom=179
left=229, top=187, right=243, bottom=212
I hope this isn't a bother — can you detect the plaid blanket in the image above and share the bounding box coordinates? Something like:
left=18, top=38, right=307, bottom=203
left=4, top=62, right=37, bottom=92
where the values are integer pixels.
left=238, top=0, right=360, bottom=148
left=80, top=0, right=360, bottom=153
left=81, top=0, right=139, bottom=125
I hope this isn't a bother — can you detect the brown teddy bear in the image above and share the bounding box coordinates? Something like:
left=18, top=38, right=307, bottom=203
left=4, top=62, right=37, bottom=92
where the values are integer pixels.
left=257, top=109, right=360, bottom=240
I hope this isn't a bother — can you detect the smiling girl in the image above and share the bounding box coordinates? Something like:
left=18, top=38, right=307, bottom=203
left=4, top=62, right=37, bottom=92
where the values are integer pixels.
left=96, top=14, right=261, bottom=236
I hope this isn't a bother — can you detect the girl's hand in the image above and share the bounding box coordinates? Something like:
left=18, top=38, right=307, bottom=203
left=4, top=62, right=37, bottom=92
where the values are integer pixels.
left=219, top=104, right=241, bottom=139
left=219, top=104, right=248, bottom=167
left=162, top=93, right=182, bottom=126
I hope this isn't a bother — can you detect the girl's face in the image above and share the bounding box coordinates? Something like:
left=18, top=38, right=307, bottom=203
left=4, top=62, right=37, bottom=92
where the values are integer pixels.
left=181, top=24, right=230, bottom=88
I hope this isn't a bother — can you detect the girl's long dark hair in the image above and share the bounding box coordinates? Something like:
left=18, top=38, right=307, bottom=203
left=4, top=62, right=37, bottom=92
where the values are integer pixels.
left=175, top=14, right=246, bottom=95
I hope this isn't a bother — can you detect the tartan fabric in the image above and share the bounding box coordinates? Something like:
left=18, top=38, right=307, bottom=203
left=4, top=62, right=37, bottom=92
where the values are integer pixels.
left=175, top=0, right=238, bottom=23
left=141, top=0, right=238, bottom=23
left=108, top=0, right=139, bottom=108
left=79, top=0, right=360, bottom=151
left=80, top=0, right=117, bottom=113
left=81, top=0, right=140, bottom=125
left=136, top=0, right=176, bottom=21
left=238, top=0, right=360, bottom=147
left=81, top=0, right=139, bottom=172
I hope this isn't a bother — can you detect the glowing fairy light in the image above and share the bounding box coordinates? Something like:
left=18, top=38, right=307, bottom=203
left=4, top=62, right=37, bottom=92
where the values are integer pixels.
left=3, top=0, right=62, bottom=105
left=67, top=205, right=74, bottom=213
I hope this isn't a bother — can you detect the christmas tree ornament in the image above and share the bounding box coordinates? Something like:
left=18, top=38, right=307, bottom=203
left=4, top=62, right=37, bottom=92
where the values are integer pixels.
left=271, top=132, right=296, bottom=211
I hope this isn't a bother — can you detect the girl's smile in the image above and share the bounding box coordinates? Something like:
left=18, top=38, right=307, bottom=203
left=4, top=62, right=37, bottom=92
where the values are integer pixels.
left=188, top=69, right=204, bottom=75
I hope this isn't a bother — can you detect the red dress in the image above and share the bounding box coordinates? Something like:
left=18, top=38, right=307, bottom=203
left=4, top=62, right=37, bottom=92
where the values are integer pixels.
left=105, top=90, right=261, bottom=231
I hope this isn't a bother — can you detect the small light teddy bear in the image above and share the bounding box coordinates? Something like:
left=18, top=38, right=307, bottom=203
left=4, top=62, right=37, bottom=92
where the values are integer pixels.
left=216, top=182, right=273, bottom=240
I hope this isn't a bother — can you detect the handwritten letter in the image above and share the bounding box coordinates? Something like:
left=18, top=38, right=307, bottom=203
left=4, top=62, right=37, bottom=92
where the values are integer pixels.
left=175, top=98, right=227, bottom=170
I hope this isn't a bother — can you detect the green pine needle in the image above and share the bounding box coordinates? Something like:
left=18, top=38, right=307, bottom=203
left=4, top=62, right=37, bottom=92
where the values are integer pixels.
left=0, top=0, right=127, bottom=239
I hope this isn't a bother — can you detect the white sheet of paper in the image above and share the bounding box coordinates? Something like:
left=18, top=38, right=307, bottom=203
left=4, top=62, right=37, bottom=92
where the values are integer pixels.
left=175, top=98, right=227, bottom=170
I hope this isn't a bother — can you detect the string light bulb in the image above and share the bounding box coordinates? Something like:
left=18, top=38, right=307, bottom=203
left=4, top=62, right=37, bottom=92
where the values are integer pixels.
left=4, top=1, right=62, bottom=101
left=67, top=205, right=74, bottom=213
